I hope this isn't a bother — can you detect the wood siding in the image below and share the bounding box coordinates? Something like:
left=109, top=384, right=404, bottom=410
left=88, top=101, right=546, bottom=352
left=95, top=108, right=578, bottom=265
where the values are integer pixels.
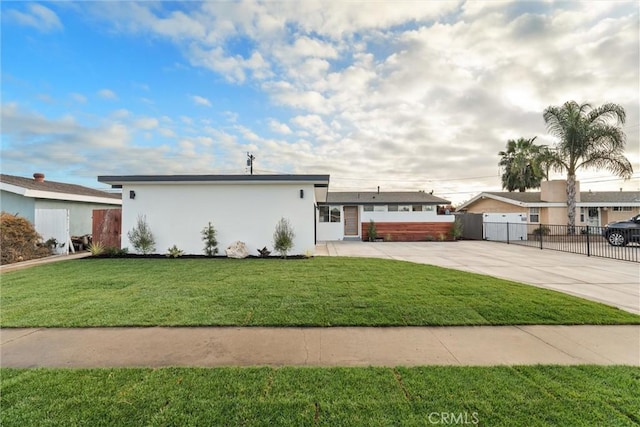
left=92, top=209, right=122, bottom=248
left=362, top=221, right=454, bottom=241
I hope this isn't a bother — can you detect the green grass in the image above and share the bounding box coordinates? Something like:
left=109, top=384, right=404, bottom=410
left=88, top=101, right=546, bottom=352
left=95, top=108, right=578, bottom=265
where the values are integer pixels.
left=1, top=257, right=638, bottom=327
left=1, top=366, right=639, bottom=426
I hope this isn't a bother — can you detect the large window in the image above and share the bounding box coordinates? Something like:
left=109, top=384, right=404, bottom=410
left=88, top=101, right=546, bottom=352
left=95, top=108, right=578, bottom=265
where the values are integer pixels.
left=412, top=205, right=423, bottom=212
left=363, top=205, right=373, bottom=212
left=387, top=205, right=398, bottom=212
left=319, top=206, right=341, bottom=223
left=529, top=207, right=540, bottom=223
left=613, top=206, right=633, bottom=212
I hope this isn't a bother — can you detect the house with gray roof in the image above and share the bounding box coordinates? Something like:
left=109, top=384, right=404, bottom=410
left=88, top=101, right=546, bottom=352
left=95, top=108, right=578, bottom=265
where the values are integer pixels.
left=317, top=190, right=455, bottom=241
left=457, top=180, right=640, bottom=228
left=1, top=173, right=121, bottom=252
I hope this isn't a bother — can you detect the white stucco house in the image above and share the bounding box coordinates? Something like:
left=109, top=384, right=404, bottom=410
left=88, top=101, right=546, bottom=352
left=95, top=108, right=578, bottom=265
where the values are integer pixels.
left=98, top=174, right=330, bottom=255
left=317, top=191, right=455, bottom=241
left=1, top=173, right=122, bottom=253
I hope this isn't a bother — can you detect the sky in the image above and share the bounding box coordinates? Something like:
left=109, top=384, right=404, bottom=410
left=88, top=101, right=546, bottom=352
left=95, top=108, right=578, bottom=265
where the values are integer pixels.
left=1, top=0, right=639, bottom=205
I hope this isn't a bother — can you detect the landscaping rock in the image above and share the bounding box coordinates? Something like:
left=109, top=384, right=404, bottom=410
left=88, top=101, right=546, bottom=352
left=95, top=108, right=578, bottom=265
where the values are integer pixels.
left=226, top=241, right=249, bottom=259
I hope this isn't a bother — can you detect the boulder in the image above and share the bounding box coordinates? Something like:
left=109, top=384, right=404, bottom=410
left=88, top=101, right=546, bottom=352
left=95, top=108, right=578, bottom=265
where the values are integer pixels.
left=226, top=241, right=249, bottom=259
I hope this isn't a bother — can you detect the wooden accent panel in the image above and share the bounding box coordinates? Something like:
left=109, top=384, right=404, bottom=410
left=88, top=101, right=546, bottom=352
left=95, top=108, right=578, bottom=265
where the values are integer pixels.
left=361, top=221, right=454, bottom=242
left=92, top=209, right=122, bottom=248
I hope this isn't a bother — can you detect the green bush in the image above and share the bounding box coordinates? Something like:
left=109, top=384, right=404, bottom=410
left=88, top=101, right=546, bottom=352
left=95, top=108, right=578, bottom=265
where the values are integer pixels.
left=367, top=220, right=377, bottom=241
left=127, top=215, right=156, bottom=255
left=166, top=245, right=184, bottom=258
left=273, top=217, right=295, bottom=258
left=201, top=222, right=218, bottom=256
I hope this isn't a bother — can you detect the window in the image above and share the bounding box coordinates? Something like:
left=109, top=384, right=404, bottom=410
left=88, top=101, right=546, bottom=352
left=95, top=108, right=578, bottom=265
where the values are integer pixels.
left=330, top=207, right=341, bottom=222
left=319, top=206, right=341, bottom=222
left=363, top=205, right=373, bottom=212
left=387, top=205, right=398, bottom=212
left=529, top=207, right=540, bottom=223
left=319, top=206, right=330, bottom=222
left=412, top=205, right=423, bottom=212
left=374, top=205, right=387, bottom=212
left=424, top=205, right=435, bottom=212
left=399, top=205, right=411, bottom=212
left=613, top=206, right=633, bottom=212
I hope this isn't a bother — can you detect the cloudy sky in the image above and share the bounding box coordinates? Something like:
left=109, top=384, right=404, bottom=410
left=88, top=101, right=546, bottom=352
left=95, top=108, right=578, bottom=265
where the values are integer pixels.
left=2, top=1, right=639, bottom=204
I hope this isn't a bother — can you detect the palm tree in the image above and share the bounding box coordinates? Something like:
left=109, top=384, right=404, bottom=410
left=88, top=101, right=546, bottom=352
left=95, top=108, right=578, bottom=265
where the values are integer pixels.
left=498, top=137, right=545, bottom=192
left=543, top=101, right=633, bottom=230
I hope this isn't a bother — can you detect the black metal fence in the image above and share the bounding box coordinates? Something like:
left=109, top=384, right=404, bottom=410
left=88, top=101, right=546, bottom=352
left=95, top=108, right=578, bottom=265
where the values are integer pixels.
left=482, top=222, right=639, bottom=262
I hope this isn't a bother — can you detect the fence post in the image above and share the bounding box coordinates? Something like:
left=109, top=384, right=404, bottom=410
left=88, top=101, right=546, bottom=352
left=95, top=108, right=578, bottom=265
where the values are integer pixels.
left=586, top=225, right=590, bottom=257
left=506, top=222, right=510, bottom=244
left=539, top=225, right=543, bottom=250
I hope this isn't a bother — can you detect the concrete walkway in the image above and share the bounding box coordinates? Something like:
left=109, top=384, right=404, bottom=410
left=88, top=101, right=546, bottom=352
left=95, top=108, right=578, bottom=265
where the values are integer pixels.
left=0, top=251, right=92, bottom=273
left=2, top=325, right=638, bottom=368
left=319, top=241, right=640, bottom=314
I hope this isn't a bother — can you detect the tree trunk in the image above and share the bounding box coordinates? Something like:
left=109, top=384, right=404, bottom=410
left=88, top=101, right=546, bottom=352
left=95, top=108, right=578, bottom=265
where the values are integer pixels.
left=566, top=173, right=577, bottom=233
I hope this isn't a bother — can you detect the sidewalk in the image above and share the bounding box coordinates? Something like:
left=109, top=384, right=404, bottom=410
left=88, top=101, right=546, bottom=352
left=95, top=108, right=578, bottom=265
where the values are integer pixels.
left=2, top=325, right=638, bottom=368
left=0, top=251, right=92, bottom=273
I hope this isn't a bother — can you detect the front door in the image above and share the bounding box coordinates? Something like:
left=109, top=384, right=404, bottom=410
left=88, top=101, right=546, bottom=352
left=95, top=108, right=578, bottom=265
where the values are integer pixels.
left=587, top=207, right=600, bottom=227
left=344, top=206, right=359, bottom=236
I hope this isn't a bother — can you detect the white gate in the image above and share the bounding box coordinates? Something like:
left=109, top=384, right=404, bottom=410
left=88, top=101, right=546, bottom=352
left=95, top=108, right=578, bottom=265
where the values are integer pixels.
left=35, top=209, right=70, bottom=255
left=483, top=213, right=528, bottom=241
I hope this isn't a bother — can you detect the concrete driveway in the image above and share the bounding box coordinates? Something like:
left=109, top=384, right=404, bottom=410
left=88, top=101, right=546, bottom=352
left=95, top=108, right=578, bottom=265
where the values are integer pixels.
left=318, top=241, right=640, bottom=314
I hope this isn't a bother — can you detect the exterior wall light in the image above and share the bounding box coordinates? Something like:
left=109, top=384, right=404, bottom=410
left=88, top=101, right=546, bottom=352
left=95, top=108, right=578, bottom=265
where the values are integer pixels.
left=129, top=190, right=136, bottom=199
left=300, top=189, right=304, bottom=199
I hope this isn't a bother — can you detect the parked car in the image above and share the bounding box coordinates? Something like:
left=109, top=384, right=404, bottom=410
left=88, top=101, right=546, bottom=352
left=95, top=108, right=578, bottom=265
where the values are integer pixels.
left=602, top=214, right=640, bottom=246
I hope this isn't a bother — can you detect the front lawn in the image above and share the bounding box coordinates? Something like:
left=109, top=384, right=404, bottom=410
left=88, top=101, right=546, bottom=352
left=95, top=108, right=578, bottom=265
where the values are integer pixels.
left=1, top=366, right=639, bottom=426
left=1, top=257, right=638, bottom=327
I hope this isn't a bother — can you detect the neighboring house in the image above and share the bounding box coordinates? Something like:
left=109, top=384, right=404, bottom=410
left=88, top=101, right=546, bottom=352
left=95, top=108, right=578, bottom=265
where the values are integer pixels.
left=97, top=174, right=330, bottom=255
left=1, top=173, right=122, bottom=252
left=317, top=191, right=455, bottom=241
left=458, top=180, right=640, bottom=228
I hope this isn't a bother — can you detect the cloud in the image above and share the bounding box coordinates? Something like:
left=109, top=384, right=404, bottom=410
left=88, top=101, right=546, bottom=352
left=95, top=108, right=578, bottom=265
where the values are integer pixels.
left=98, top=89, right=118, bottom=100
left=190, top=95, right=212, bottom=107
left=70, top=93, right=87, bottom=103
left=5, top=3, right=63, bottom=32
left=133, top=117, right=159, bottom=130
left=268, top=119, right=292, bottom=135
left=6, top=1, right=639, bottom=203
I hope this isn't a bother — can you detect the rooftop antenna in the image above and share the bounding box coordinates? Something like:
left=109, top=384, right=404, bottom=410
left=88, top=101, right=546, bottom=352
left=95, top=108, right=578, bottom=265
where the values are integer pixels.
left=246, top=152, right=255, bottom=175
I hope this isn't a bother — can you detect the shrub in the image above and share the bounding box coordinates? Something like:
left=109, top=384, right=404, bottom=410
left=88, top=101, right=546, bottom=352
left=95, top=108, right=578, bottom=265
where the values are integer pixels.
left=450, top=217, right=464, bottom=240
left=273, top=217, right=295, bottom=258
left=166, top=245, right=184, bottom=258
left=532, top=226, right=551, bottom=236
left=0, top=212, right=50, bottom=264
left=127, top=215, right=156, bottom=255
left=88, top=241, right=105, bottom=256
left=367, top=220, right=377, bottom=242
left=201, top=222, right=218, bottom=256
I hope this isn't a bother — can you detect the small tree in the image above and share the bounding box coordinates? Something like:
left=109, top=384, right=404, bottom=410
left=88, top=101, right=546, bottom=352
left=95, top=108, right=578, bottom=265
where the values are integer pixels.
left=368, top=220, right=377, bottom=241
left=273, top=217, right=295, bottom=258
left=201, top=222, right=219, bottom=256
left=127, top=215, right=156, bottom=254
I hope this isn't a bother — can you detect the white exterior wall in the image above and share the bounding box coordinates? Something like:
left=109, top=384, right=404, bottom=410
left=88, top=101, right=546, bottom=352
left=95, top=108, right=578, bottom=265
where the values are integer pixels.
left=316, top=205, right=455, bottom=241
left=121, top=183, right=318, bottom=255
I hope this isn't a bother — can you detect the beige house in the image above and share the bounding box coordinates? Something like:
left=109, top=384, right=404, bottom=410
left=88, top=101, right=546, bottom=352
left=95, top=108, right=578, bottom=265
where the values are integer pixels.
left=458, top=180, right=640, bottom=227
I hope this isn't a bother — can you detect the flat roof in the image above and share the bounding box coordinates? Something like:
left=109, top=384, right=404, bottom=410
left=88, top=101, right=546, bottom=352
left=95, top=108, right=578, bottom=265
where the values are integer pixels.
left=98, top=174, right=330, bottom=188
